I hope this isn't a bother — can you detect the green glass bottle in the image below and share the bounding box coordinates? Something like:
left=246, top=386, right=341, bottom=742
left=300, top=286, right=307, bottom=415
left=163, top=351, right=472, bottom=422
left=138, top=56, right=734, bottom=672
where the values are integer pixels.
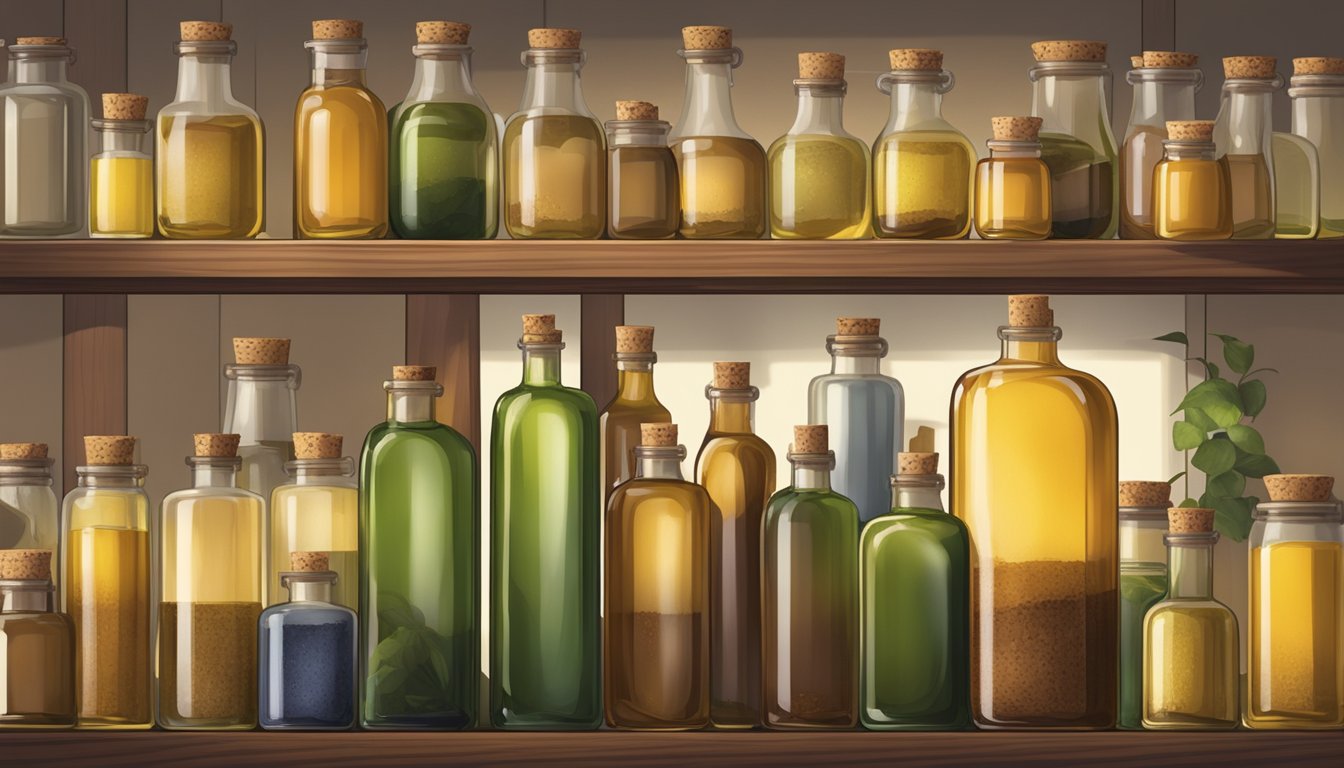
left=359, top=365, right=479, bottom=730
left=490, top=314, right=602, bottom=730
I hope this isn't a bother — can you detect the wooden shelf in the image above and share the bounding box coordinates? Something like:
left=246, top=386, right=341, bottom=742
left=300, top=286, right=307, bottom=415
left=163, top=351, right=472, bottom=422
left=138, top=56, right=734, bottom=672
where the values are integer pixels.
left=1, top=239, right=1343, bottom=294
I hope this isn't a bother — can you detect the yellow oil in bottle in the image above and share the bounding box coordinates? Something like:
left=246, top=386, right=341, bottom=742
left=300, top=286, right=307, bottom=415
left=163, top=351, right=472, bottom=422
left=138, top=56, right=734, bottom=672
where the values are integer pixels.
left=1226, top=153, right=1275, bottom=239
left=90, top=156, right=153, bottom=238
left=1144, top=606, right=1239, bottom=728
left=294, top=85, right=388, bottom=239
left=269, top=483, right=358, bottom=609
left=873, top=132, right=974, bottom=239
left=504, top=114, right=605, bottom=239
left=974, top=157, right=1052, bottom=240
left=1154, top=158, right=1233, bottom=240
left=157, top=115, right=264, bottom=239
left=674, top=136, right=767, bottom=239
left=1273, top=133, right=1320, bottom=239
left=768, top=134, right=870, bottom=239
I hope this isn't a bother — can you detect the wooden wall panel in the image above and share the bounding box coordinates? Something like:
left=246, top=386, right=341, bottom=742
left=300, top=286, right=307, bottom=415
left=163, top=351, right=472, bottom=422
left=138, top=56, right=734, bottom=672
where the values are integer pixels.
left=0, top=296, right=64, bottom=493
left=0, top=0, right=64, bottom=40
left=580, top=294, right=623, bottom=411
left=62, top=296, right=128, bottom=494
left=406, top=295, right=481, bottom=450
left=64, top=0, right=129, bottom=98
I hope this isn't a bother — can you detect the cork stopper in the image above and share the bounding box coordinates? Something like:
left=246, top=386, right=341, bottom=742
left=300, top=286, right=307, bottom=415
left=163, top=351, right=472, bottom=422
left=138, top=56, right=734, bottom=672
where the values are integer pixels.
left=836, top=317, right=880, bottom=336
left=889, top=48, right=943, bottom=71
left=416, top=21, right=470, bottom=45
left=233, top=337, right=291, bottom=365
left=193, top=433, right=240, bottom=458
left=640, top=423, right=678, bottom=447
left=793, top=425, right=828, bottom=453
left=682, top=25, right=731, bottom=50
left=1264, top=474, right=1335, bottom=502
left=180, top=21, right=232, bottom=42
left=991, top=116, right=1043, bottom=141
left=1031, top=40, right=1107, bottom=63
left=102, top=93, right=149, bottom=121
left=799, top=52, right=844, bottom=80
left=522, top=314, right=562, bottom=343
left=713, top=362, right=750, bottom=389
left=1168, top=506, right=1214, bottom=534
left=1130, top=55, right=1144, bottom=68
left=528, top=28, right=581, bottom=49
left=1166, top=120, right=1215, bottom=141
left=1294, top=57, right=1344, bottom=76
left=294, top=432, right=342, bottom=460
left=1224, top=55, right=1277, bottom=79
left=898, top=452, right=939, bottom=475
left=1119, top=481, right=1172, bottom=508
left=0, top=549, right=52, bottom=580
left=0, top=443, right=48, bottom=460
left=84, top=436, right=136, bottom=466
left=393, top=365, right=436, bottom=381
left=15, top=37, right=65, bottom=46
left=1143, top=51, right=1199, bottom=68
left=615, top=326, right=654, bottom=354
left=313, top=19, right=363, bottom=40
left=616, top=100, right=659, bottom=121
left=1008, top=294, right=1052, bottom=327
left=290, top=551, right=330, bottom=572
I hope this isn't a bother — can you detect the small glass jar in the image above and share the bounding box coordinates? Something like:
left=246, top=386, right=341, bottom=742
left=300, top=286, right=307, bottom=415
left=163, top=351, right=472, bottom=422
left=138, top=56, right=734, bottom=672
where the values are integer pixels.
left=605, top=101, right=678, bottom=239
left=974, top=117, right=1052, bottom=240
left=1117, top=482, right=1171, bottom=730
left=1290, top=58, right=1344, bottom=238
left=0, top=549, right=75, bottom=730
left=1154, top=121, right=1233, bottom=240
left=1120, top=52, right=1202, bottom=239
left=0, top=443, right=58, bottom=557
left=90, top=93, right=153, bottom=239
left=1213, top=57, right=1281, bottom=240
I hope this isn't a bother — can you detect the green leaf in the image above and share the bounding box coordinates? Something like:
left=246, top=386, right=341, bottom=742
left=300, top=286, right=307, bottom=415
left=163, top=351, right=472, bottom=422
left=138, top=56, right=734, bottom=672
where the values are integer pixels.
left=1173, top=379, right=1243, bottom=428
left=1206, top=470, right=1246, bottom=498
left=1225, top=424, right=1265, bottom=455
left=1192, top=439, right=1236, bottom=475
left=1210, top=495, right=1254, bottom=541
left=1212, top=334, right=1254, bottom=374
left=1154, top=331, right=1189, bottom=345
left=1234, top=452, right=1280, bottom=478
left=1168, top=471, right=1187, bottom=485
left=1240, top=380, right=1267, bottom=418
left=1192, top=357, right=1220, bottom=380
left=1173, top=421, right=1206, bottom=450
left=1184, top=407, right=1218, bottom=432
left=1178, top=497, right=1199, bottom=508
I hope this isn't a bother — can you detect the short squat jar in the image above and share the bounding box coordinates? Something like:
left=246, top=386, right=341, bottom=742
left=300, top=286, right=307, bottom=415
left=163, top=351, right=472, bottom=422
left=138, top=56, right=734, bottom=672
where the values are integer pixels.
left=606, top=100, right=678, bottom=239
left=974, top=116, right=1052, bottom=240
left=91, top=93, right=153, bottom=239
left=1153, top=120, right=1232, bottom=240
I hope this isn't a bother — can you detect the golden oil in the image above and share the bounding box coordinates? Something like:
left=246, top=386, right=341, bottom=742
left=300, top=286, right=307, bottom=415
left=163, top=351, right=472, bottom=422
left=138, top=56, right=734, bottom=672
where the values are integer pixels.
left=974, top=154, right=1052, bottom=240
left=293, top=85, right=388, bottom=239
left=1153, top=128, right=1233, bottom=240
left=90, top=156, right=152, bottom=238
left=769, top=134, right=870, bottom=239
left=504, top=114, right=605, bottom=238
left=674, top=136, right=767, bottom=239
left=874, top=133, right=974, bottom=238
left=157, top=115, right=264, bottom=239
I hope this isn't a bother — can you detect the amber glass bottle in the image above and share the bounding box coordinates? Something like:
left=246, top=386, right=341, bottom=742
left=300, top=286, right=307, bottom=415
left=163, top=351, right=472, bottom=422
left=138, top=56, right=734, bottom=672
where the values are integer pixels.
left=974, top=117, right=1052, bottom=240
left=599, top=326, right=671, bottom=504
left=1153, top=121, right=1232, bottom=240
left=0, top=549, right=75, bottom=729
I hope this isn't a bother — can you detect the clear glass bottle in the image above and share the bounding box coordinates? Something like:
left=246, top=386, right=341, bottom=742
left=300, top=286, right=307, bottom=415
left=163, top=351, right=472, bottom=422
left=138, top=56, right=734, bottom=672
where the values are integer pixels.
left=1117, top=481, right=1171, bottom=730
left=223, top=337, right=300, bottom=503
left=606, top=100, right=679, bottom=239
left=0, top=549, right=75, bottom=729
left=1273, top=131, right=1320, bottom=238
left=1028, top=41, right=1118, bottom=239
left=294, top=19, right=388, bottom=239
left=974, top=116, right=1053, bottom=240
left=90, top=93, right=153, bottom=239
left=157, top=21, right=264, bottom=239
left=503, top=28, right=605, bottom=239
left=61, top=436, right=151, bottom=730
left=259, top=551, right=356, bottom=730
left=268, top=433, right=357, bottom=610
left=1214, top=56, right=1280, bottom=240
left=952, top=295, right=1118, bottom=729
left=0, top=36, right=89, bottom=237
left=769, top=52, right=870, bottom=239
left=873, top=48, right=975, bottom=239
left=360, top=366, right=478, bottom=730
left=763, top=426, right=859, bottom=729
left=1142, top=507, right=1239, bottom=730
left=1247, top=474, right=1344, bottom=730
left=695, top=362, right=775, bottom=729
left=670, top=26, right=767, bottom=239
left=600, top=326, right=671, bottom=505
left=0, top=443, right=59, bottom=560
left=605, top=424, right=710, bottom=730
left=1154, top=120, right=1233, bottom=240
left=1120, top=51, right=1201, bottom=239
left=860, top=441, right=970, bottom=730
left=1290, top=57, right=1344, bottom=238
left=389, top=21, right=498, bottom=240
left=490, top=315, right=601, bottom=729
left=807, top=317, right=904, bottom=526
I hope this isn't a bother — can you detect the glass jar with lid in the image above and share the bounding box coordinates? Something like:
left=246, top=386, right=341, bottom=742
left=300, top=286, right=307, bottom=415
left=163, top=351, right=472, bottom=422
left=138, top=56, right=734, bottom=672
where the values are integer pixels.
left=0, top=548, right=75, bottom=730
left=1116, top=481, right=1171, bottom=730
left=974, top=116, right=1052, bottom=240
left=605, top=100, right=678, bottom=239
left=91, top=93, right=153, bottom=239
left=1213, top=56, right=1280, bottom=239
left=0, top=443, right=58, bottom=559
left=224, top=338, right=300, bottom=503
left=1154, top=120, right=1233, bottom=240
left=1120, top=51, right=1202, bottom=239
left=1290, top=57, right=1344, bottom=238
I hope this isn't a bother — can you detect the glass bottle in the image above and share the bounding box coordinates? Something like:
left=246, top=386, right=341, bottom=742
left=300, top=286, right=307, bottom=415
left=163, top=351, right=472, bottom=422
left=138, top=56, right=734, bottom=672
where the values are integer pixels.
left=157, top=434, right=265, bottom=731
left=606, top=100, right=679, bottom=239
left=1290, top=57, right=1344, bottom=238
left=90, top=93, right=153, bottom=239
left=503, top=28, right=605, bottom=239
left=860, top=439, right=970, bottom=730
left=952, top=295, right=1118, bottom=729
left=1142, top=507, right=1239, bottom=730
left=695, top=362, right=775, bottom=729
left=0, top=36, right=89, bottom=238
left=605, top=424, right=710, bottom=730
left=600, top=326, right=671, bottom=505
left=268, top=433, right=358, bottom=610
left=0, top=549, right=75, bottom=729
left=974, top=116, right=1053, bottom=240
left=1272, top=131, right=1320, bottom=238
left=1028, top=40, right=1118, bottom=239
left=670, top=25, right=767, bottom=239
left=873, top=48, right=975, bottom=239
left=807, top=317, right=904, bottom=526
left=768, top=52, right=870, bottom=239
left=389, top=21, right=498, bottom=240
left=762, top=425, right=859, bottom=729
left=294, top=19, right=388, bottom=239
left=1120, top=51, right=1202, bottom=239
left=360, top=365, right=478, bottom=730
left=223, top=337, right=300, bottom=503
left=62, top=436, right=151, bottom=729
left=490, top=315, right=601, bottom=730
left=1213, top=56, right=1279, bottom=239
left=259, top=551, right=356, bottom=730
left=1247, top=474, right=1344, bottom=730
left=0, top=443, right=59, bottom=562
left=157, top=21, right=264, bottom=239
left=1117, top=481, right=1171, bottom=730
left=1154, top=120, right=1233, bottom=240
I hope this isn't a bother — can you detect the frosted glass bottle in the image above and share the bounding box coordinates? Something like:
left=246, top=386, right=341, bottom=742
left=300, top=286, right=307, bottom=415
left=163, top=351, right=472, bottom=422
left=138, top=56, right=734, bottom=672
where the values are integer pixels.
left=223, top=338, right=300, bottom=504
left=0, top=549, right=75, bottom=729
left=807, top=317, right=904, bottom=526
left=1214, top=56, right=1280, bottom=239
left=0, top=443, right=58, bottom=563
left=268, top=433, right=358, bottom=610
left=90, top=93, right=154, bottom=239
left=1117, top=481, right=1171, bottom=730
left=1290, top=57, right=1344, bottom=238
left=1120, top=52, right=1201, bottom=239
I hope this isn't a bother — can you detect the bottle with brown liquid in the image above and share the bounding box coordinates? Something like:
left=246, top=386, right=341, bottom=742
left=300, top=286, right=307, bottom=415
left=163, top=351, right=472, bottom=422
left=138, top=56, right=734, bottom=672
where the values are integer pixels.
left=1214, top=56, right=1280, bottom=239
left=0, top=549, right=75, bottom=729
left=599, top=326, right=671, bottom=504
left=974, top=117, right=1052, bottom=240
left=1120, top=51, right=1202, bottom=238
left=606, top=100, right=679, bottom=239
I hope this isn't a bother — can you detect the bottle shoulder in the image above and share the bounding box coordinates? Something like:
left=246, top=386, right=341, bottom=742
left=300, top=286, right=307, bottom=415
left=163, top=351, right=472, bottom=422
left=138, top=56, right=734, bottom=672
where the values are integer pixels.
left=954, top=356, right=1117, bottom=404
left=1146, top=598, right=1239, bottom=626
left=767, top=487, right=859, bottom=517
left=261, top=601, right=356, bottom=624
left=862, top=509, right=968, bottom=545
left=362, top=420, right=476, bottom=458
left=495, top=383, right=597, bottom=415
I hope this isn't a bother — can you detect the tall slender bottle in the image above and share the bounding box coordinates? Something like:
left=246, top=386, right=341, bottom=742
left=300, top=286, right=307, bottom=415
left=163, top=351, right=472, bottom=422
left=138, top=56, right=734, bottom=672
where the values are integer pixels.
left=360, top=365, right=478, bottom=729
left=670, top=26, right=767, bottom=239
left=223, top=338, right=300, bottom=504
left=952, top=295, right=1118, bottom=729
left=807, top=317, right=904, bottom=526
left=1214, top=56, right=1279, bottom=239
left=490, top=314, right=601, bottom=729
left=1290, top=57, right=1344, bottom=238
left=1120, top=51, right=1201, bottom=239
left=91, top=93, right=154, bottom=239
left=600, top=325, right=671, bottom=504
left=268, top=433, right=358, bottom=610
left=695, top=362, right=775, bottom=729
left=1117, top=481, right=1171, bottom=730
left=157, top=434, right=265, bottom=731
left=0, top=443, right=59, bottom=564
left=605, top=424, right=710, bottom=730
left=763, top=425, right=859, bottom=729
left=0, top=549, right=75, bottom=729
left=62, top=436, right=151, bottom=730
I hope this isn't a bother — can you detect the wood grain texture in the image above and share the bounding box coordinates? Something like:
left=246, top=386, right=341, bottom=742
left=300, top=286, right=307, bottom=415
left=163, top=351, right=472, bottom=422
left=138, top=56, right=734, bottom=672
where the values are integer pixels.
left=1141, top=0, right=1176, bottom=51
left=580, top=294, right=623, bottom=410
left=62, top=295, right=128, bottom=495
left=64, top=0, right=128, bottom=98
left=406, top=294, right=481, bottom=450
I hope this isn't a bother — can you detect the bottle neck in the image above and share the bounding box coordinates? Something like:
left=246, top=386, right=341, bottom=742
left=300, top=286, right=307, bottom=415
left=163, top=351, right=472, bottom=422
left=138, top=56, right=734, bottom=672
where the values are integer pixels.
left=987, top=140, right=1043, bottom=158
left=94, top=123, right=150, bottom=154
left=286, top=575, right=336, bottom=604
left=309, top=43, right=369, bottom=87
left=635, top=446, right=686, bottom=481
left=224, top=366, right=301, bottom=443
left=176, top=53, right=236, bottom=102
left=14, top=57, right=69, bottom=84
left=405, top=47, right=476, bottom=102
left=522, top=344, right=563, bottom=386
left=1219, top=83, right=1275, bottom=151
left=790, top=452, right=834, bottom=491
left=892, top=476, right=946, bottom=512
left=707, top=392, right=756, bottom=434
left=289, top=457, right=356, bottom=485
left=76, top=466, right=148, bottom=489
left=998, top=327, right=1062, bottom=364
left=1164, top=140, right=1217, bottom=161
left=674, top=56, right=746, bottom=137
left=828, top=337, right=886, bottom=374
left=0, top=580, right=55, bottom=613
left=888, top=81, right=943, bottom=130
left=386, top=383, right=440, bottom=424
left=518, top=51, right=592, bottom=115
left=1128, top=73, right=1199, bottom=127
left=614, top=357, right=657, bottom=401
left=189, top=458, right=239, bottom=489
left=789, top=83, right=847, bottom=134
left=1166, top=534, right=1217, bottom=599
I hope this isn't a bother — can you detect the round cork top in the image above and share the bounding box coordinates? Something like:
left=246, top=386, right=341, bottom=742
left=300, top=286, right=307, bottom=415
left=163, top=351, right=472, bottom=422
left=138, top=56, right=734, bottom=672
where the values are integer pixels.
left=193, top=433, right=240, bottom=458
left=1031, top=40, right=1107, bottom=63
left=295, top=432, right=342, bottom=459
left=1264, top=474, right=1334, bottom=502
left=84, top=435, right=136, bottom=465
left=1167, top=120, right=1215, bottom=141
left=1224, top=55, right=1277, bottom=79
left=1120, top=481, right=1172, bottom=507
left=180, top=21, right=232, bottom=42
left=0, top=549, right=52, bottom=580
left=417, top=21, right=470, bottom=45
left=799, top=52, right=844, bottom=80
left=1130, top=55, right=1144, bottom=68
left=16, top=36, right=66, bottom=46
left=290, top=551, right=330, bottom=572
left=393, top=365, right=436, bottom=381
left=991, top=115, right=1043, bottom=141
left=102, top=93, right=149, bottom=121
left=1008, top=294, right=1052, bottom=327
left=313, top=19, right=363, bottom=40
left=616, top=100, right=658, bottom=120
left=640, top=423, right=678, bottom=447
left=234, top=337, right=290, bottom=365
left=889, top=48, right=942, bottom=71
left=1294, top=57, right=1344, bottom=76
left=898, top=452, right=939, bottom=475
left=793, top=424, right=828, bottom=453
left=1144, top=50, right=1199, bottom=68
left=713, top=361, right=750, bottom=389
left=522, top=313, right=562, bottom=343
left=0, top=443, right=48, bottom=460
left=615, top=326, right=654, bottom=354
left=836, top=317, right=880, bottom=336
left=1168, top=506, right=1214, bottom=534
left=528, top=28, right=581, bottom=49
left=683, top=25, right=731, bottom=50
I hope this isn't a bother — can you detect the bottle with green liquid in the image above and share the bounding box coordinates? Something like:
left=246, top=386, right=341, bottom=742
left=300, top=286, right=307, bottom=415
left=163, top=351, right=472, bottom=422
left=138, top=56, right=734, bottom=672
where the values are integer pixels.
left=1117, top=481, right=1171, bottom=730
left=490, top=314, right=602, bottom=729
left=359, top=365, right=479, bottom=730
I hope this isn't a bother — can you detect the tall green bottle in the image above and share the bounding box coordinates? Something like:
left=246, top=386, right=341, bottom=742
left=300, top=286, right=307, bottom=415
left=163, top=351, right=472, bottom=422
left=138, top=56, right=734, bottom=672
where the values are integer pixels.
left=359, top=365, right=479, bottom=730
left=490, top=314, right=602, bottom=729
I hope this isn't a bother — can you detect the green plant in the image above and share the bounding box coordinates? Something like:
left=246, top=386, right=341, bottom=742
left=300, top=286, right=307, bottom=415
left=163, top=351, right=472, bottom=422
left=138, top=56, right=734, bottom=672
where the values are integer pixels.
left=1156, top=331, right=1279, bottom=541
